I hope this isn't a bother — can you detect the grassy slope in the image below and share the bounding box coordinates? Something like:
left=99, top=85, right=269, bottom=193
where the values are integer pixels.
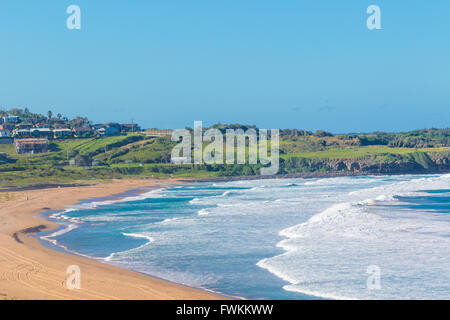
left=0, top=133, right=449, bottom=187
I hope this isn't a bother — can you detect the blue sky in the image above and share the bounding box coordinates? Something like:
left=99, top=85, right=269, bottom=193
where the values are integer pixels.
left=1, top=1, right=449, bottom=132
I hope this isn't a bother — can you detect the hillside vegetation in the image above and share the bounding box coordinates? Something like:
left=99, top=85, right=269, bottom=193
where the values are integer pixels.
left=0, top=127, right=449, bottom=187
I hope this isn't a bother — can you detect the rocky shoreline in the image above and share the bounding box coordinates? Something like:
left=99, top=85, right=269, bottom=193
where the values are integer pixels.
left=194, top=153, right=450, bottom=182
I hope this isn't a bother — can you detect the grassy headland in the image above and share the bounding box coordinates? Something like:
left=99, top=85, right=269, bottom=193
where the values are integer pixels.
left=1, top=126, right=449, bottom=188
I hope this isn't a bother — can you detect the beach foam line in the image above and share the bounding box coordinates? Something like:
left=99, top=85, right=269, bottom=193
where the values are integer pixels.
left=283, top=284, right=355, bottom=300
left=104, top=232, right=155, bottom=262
left=61, top=188, right=166, bottom=213
left=161, top=217, right=182, bottom=223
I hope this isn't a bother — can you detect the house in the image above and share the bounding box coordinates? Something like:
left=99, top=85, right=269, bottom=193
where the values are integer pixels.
left=0, top=123, right=16, bottom=131
left=0, top=129, right=11, bottom=137
left=15, top=122, right=33, bottom=130
left=52, top=124, right=67, bottom=129
left=0, top=129, right=12, bottom=144
left=12, top=129, right=32, bottom=139
left=3, top=115, right=21, bottom=124
left=96, top=123, right=121, bottom=136
left=53, top=128, right=72, bottom=139
left=34, top=123, right=50, bottom=128
left=14, top=138, right=49, bottom=154
left=30, top=128, right=53, bottom=139
left=121, top=123, right=141, bottom=133
left=72, top=126, right=93, bottom=137
left=92, top=124, right=105, bottom=130
left=96, top=126, right=120, bottom=136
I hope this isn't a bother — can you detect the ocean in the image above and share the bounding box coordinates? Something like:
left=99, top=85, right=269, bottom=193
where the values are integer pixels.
left=40, top=174, right=450, bottom=299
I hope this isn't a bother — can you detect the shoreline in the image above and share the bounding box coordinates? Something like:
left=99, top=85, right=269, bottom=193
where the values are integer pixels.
left=1, top=171, right=448, bottom=300
left=0, top=178, right=224, bottom=300
left=34, top=183, right=239, bottom=300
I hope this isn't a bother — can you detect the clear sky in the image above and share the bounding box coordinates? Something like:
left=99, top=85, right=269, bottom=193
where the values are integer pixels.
left=1, top=1, right=449, bottom=132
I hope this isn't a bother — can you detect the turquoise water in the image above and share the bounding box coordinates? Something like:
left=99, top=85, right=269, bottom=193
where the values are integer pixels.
left=42, top=174, right=450, bottom=299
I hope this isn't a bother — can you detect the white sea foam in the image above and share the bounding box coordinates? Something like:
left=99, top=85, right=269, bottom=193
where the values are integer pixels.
left=198, top=209, right=210, bottom=216
left=105, top=232, right=155, bottom=262
left=257, top=174, right=450, bottom=299
left=41, top=174, right=450, bottom=299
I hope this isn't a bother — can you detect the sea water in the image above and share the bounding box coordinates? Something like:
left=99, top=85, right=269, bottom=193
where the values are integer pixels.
left=41, top=174, right=450, bottom=299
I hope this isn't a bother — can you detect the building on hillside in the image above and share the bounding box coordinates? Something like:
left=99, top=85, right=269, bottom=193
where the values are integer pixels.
left=72, top=126, right=93, bottom=137
left=30, top=128, right=53, bottom=139
left=2, top=115, right=21, bottom=124
left=53, top=128, right=72, bottom=139
left=34, top=123, right=50, bottom=128
left=0, top=129, right=12, bottom=144
left=92, top=124, right=105, bottom=130
left=0, top=123, right=16, bottom=131
left=121, top=123, right=141, bottom=133
left=12, top=129, right=32, bottom=139
left=14, top=138, right=49, bottom=154
left=96, top=126, right=120, bottom=136
left=15, top=122, right=33, bottom=130
left=0, top=129, right=11, bottom=137
left=52, top=124, right=68, bottom=129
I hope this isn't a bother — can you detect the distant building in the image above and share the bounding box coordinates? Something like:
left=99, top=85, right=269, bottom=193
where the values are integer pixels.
left=2, top=115, right=21, bottom=124
left=0, top=129, right=12, bottom=144
left=34, top=123, right=50, bottom=128
left=121, top=123, right=141, bottom=133
left=96, top=126, right=120, bottom=136
left=31, top=128, right=53, bottom=139
left=0, top=129, right=11, bottom=137
left=0, top=123, right=16, bottom=131
left=15, top=122, right=33, bottom=130
left=14, top=138, right=49, bottom=154
left=53, top=128, right=72, bottom=139
left=72, top=126, right=93, bottom=137
left=12, top=129, right=32, bottom=139
left=0, top=129, right=13, bottom=144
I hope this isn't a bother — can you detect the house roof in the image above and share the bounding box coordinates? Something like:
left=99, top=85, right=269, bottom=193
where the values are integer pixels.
left=31, top=128, right=52, bottom=132
left=15, top=138, right=48, bottom=145
left=73, top=126, right=92, bottom=131
left=53, top=128, right=72, bottom=132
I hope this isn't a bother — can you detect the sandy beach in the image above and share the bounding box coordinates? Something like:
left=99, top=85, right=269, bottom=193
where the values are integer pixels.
left=0, top=179, right=222, bottom=300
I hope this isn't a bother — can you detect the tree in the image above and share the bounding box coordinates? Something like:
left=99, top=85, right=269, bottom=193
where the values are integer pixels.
left=47, top=110, right=52, bottom=120
left=57, top=113, right=62, bottom=119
